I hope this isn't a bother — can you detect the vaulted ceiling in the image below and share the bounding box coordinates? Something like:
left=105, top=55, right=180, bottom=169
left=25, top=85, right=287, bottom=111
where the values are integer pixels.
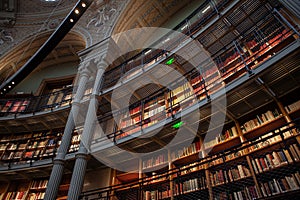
left=0, top=0, right=202, bottom=93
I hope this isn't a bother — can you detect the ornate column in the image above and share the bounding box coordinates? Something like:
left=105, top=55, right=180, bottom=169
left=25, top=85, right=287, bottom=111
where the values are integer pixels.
left=44, top=63, right=92, bottom=200
left=67, top=58, right=107, bottom=200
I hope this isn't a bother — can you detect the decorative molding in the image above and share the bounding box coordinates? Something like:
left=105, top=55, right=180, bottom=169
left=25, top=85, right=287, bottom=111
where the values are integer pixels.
left=86, top=4, right=117, bottom=33
left=76, top=0, right=129, bottom=48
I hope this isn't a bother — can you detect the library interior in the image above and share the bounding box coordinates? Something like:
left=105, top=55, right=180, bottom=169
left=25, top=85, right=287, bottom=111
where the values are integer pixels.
left=0, top=0, right=300, bottom=199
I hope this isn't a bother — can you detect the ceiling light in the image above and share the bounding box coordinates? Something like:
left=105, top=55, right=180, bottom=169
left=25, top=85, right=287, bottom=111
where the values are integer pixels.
left=70, top=18, right=74, bottom=22
left=12, top=82, right=15, bottom=84
left=3, top=89, right=6, bottom=91
left=75, top=9, right=80, bottom=14
left=8, top=85, right=11, bottom=88
left=81, top=2, right=86, bottom=7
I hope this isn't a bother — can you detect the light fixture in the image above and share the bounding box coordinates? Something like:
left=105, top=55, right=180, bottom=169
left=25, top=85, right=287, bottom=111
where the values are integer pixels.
left=202, top=5, right=211, bottom=14
left=3, top=89, right=6, bottom=91
left=81, top=2, right=86, bottom=7
left=75, top=9, right=80, bottom=14
left=70, top=18, right=74, bottom=22
left=163, top=38, right=170, bottom=44
left=12, top=82, right=15, bottom=84
left=181, top=24, right=188, bottom=30
left=145, top=50, right=152, bottom=55
left=8, top=86, right=11, bottom=88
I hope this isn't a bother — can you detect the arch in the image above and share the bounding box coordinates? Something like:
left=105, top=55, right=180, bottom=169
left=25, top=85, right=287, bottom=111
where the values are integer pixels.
left=0, top=30, right=86, bottom=88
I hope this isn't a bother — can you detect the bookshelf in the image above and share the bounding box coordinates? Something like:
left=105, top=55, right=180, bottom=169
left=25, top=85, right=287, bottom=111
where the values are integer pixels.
left=95, top=109, right=300, bottom=200
left=0, top=0, right=299, bottom=199
left=0, top=129, right=79, bottom=166
left=27, top=179, right=48, bottom=200
left=3, top=180, right=30, bottom=200
left=0, top=177, right=71, bottom=200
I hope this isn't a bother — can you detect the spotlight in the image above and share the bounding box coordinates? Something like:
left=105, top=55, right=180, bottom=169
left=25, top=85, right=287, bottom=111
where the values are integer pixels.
left=81, top=2, right=86, bottom=7
left=70, top=18, right=74, bottom=22
left=75, top=9, right=80, bottom=14
left=12, top=82, right=15, bottom=84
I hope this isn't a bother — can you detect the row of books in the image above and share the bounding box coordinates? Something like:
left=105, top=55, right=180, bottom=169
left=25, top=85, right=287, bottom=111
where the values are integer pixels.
left=1, top=177, right=69, bottom=200
left=31, top=180, right=48, bottom=189
left=251, top=144, right=300, bottom=173
left=143, top=176, right=207, bottom=200
left=260, top=172, right=300, bottom=197
left=285, top=99, right=300, bottom=113
left=27, top=192, right=45, bottom=200
left=205, top=126, right=238, bottom=149
left=4, top=191, right=28, bottom=200
left=180, top=163, right=205, bottom=175
left=0, top=131, right=82, bottom=163
left=210, top=165, right=251, bottom=186
left=170, top=141, right=201, bottom=160
left=122, top=127, right=296, bottom=171
left=114, top=84, right=299, bottom=142
left=142, top=154, right=167, bottom=170
left=248, top=127, right=293, bottom=152
left=241, top=109, right=281, bottom=133
left=28, top=138, right=59, bottom=149
left=213, top=185, right=259, bottom=200
left=179, top=177, right=207, bottom=194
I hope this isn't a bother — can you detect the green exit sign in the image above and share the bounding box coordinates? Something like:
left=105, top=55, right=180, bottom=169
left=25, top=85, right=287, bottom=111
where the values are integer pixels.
left=166, top=57, right=175, bottom=65
left=172, top=121, right=183, bottom=129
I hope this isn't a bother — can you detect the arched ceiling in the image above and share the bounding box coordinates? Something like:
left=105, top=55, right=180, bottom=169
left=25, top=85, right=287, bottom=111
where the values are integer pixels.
left=113, top=0, right=201, bottom=34
left=0, top=31, right=86, bottom=85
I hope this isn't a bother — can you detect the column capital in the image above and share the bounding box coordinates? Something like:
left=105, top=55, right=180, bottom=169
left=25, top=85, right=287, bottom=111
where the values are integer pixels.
left=78, top=62, right=93, bottom=78
left=95, top=55, right=109, bottom=71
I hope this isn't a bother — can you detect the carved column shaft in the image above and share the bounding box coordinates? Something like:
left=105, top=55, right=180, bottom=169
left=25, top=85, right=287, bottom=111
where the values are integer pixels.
left=67, top=62, right=107, bottom=200
left=44, top=66, right=91, bottom=200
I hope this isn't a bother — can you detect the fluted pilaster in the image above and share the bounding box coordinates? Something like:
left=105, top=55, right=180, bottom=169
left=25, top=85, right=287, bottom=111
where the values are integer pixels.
left=67, top=58, right=107, bottom=200
left=44, top=63, right=92, bottom=200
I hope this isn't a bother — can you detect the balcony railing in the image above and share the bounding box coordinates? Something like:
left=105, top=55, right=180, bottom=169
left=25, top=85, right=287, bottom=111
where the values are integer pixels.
left=0, top=86, right=73, bottom=117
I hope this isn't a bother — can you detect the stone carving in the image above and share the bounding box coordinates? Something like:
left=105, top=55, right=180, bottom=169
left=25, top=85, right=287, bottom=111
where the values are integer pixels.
left=86, top=1, right=117, bottom=33
left=0, top=29, right=14, bottom=45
